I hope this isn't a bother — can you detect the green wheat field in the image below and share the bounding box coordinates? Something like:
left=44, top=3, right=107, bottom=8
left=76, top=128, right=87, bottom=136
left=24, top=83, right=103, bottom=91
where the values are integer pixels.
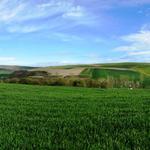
left=0, top=83, right=149, bottom=149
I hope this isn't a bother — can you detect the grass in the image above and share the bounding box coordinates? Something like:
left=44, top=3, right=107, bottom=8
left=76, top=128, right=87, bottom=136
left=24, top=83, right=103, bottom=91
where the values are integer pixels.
left=99, top=62, right=150, bottom=69
left=0, top=69, right=12, bottom=79
left=0, top=83, right=149, bottom=149
left=0, top=69, right=12, bottom=74
left=80, top=68, right=143, bottom=80
left=100, top=63, right=150, bottom=76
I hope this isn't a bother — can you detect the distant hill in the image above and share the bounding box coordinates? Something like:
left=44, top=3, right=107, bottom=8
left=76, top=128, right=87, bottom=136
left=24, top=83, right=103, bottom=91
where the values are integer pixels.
left=0, top=65, right=37, bottom=79
left=0, top=65, right=36, bottom=71
left=0, top=63, right=150, bottom=81
left=1, top=62, right=150, bottom=88
left=99, top=62, right=150, bottom=76
left=32, top=62, right=150, bottom=78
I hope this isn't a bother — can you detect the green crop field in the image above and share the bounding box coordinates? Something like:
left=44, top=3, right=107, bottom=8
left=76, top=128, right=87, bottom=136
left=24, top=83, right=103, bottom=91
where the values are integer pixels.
left=99, top=63, right=150, bottom=76
left=0, top=84, right=149, bottom=149
left=80, top=68, right=143, bottom=80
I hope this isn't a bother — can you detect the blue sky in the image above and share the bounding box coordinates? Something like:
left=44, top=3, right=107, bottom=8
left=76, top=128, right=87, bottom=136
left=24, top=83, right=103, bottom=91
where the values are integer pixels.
left=0, top=0, right=150, bottom=66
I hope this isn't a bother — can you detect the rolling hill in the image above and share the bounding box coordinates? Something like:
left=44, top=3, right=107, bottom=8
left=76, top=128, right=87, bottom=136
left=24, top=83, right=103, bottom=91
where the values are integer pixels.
left=99, top=62, right=150, bottom=76
left=0, top=65, right=37, bottom=79
left=32, top=62, right=150, bottom=78
left=0, top=65, right=36, bottom=71
left=1, top=62, right=150, bottom=88
left=0, top=63, right=150, bottom=80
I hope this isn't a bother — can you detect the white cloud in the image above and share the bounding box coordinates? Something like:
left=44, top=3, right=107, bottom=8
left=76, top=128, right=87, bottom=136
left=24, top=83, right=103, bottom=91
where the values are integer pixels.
left=115, top=30, right=150, bottom=53
left=114, top=28, right=150, bottom=62
left=53, top=33, right=83, bottom=42
left=128, top=51, right=150, bottom=56
left=1, top=0, right=149, bottom=34
left=0, top=0, right=95, bottom=33
left=0, top=56, right=17, bottom=65
left=0, top=5, right=25, bottom=22
left=62, top=6, right=85, bottom=18
left=0, top=57, right=15, bottom=61
left=107, top=0, right=150, bottom=7
left=119, top=0, right=150, bottom=6
left=121, top=30, right=150, bottom=44
left=7, top=25, right=44, bottom=33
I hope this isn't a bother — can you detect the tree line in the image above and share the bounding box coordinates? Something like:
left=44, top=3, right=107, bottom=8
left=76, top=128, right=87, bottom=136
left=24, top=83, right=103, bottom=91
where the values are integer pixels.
left=0, top=70, right=150, bottom=88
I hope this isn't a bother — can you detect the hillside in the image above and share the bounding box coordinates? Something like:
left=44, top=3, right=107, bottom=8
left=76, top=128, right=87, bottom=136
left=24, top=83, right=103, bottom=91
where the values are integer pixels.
left=1, top=63, right=150, bottom=88
left=80, top=68, right=142, bottom=80
left=32, top=62, right=150, bottom=78
left=99, top=63, right=150, bottom=76
left=0, top=65, right=37, bottom=79
left=0, top=65, right=36, bottom=71
left=32, top=67, right=85, bottom=76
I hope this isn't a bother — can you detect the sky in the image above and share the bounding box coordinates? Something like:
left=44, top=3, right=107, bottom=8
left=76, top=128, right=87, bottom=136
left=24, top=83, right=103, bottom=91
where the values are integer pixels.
left=0, top=0, right=150, bottom=66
